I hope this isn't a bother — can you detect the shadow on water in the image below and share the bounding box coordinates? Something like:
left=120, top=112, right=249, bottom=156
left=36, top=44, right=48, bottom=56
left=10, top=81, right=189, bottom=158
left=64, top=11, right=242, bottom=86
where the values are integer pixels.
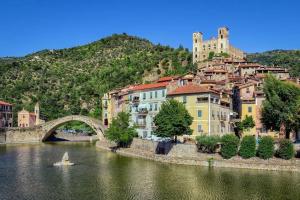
left=45, top=134, right=69, bottom=142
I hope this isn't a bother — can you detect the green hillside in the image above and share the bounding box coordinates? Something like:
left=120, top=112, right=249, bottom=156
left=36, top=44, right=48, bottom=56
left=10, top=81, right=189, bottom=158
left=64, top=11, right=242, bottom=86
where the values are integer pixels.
left=0, top=34, right=194, bottom=123
left=247, top=50, right=300, bottom=77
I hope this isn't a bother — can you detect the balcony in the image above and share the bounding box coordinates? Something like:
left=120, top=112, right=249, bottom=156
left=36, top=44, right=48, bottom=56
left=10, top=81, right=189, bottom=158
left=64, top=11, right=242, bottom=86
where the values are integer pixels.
left=138, top=108, right=148, bottom=115
left=132, top=97, right=140, bottom=104
left=220, top=115, right=227, bottom=121
left=136, top=121, right=147, bottom=128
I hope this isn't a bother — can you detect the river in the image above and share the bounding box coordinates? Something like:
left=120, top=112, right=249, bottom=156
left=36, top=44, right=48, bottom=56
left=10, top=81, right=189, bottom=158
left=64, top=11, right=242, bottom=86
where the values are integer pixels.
left=0, top=142, right=299, bottom=200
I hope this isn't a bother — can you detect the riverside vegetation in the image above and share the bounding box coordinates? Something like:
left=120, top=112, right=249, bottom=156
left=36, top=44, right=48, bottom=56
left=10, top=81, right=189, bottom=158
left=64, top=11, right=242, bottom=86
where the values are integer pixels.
left=196, top=134, right=296, bottom=160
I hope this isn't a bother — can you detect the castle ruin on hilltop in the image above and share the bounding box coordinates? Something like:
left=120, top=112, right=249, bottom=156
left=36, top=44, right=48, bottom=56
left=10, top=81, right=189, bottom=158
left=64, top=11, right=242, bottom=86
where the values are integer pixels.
left=193, top=27, right=245, bottom=63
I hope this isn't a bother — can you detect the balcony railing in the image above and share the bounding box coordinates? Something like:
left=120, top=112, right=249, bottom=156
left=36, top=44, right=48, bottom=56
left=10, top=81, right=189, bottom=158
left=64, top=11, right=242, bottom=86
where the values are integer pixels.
left=136, top=121, right=147, bottom=127
left=138, top=108, right=148, bottom=115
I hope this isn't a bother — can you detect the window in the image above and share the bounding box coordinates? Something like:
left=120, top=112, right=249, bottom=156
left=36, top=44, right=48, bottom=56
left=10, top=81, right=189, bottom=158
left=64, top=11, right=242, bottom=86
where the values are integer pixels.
left=248, top=106, right=252, bottom=113
left=195, top=47, right=197, bottom=52
left=162, top=90, right=165, bottom=97
left=150, top=92, right=153, bottom=99
left=195, top=54, right=198, bottom=58
left=182, top=96, right=187, bottom=104
left=149, top=104, right=153, bottom=111
left=246, top=88, right=250, bottom=93
left=198, top=124, right=202, bottom=132
left=143, top=93, right=146, bottom=100
left=198, top=110, right=202, bottom=118
left=129, top=95, right=132, bottom=101
left=154, top=104, right=158, bottom=111
left=155, top=91, right=158, bottom=98
left=221, top=43, right=223, bottom=49
left=195, top=39, right=197, bottom=43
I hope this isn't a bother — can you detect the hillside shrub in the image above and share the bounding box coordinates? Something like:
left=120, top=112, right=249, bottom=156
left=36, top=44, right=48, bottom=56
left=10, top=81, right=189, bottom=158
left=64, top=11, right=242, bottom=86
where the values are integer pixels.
left=239, top=135, right=256, bottom=159
left=196, top=135, right=221, bottom=153
left=220, top=134, right=240, bottom=159
left=277, top=139, right=295, bottom=160
left=257, top=136, right=274, bottom=159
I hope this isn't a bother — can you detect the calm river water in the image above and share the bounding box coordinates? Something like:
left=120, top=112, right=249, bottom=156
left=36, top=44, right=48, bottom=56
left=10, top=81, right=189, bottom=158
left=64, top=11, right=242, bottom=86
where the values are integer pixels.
left=0, top=142, right=299, bottom=200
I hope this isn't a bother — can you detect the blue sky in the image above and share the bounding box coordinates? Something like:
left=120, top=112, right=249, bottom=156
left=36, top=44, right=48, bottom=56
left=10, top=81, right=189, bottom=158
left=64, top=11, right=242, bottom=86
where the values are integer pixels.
left=0, top=0, right=299, bottom=57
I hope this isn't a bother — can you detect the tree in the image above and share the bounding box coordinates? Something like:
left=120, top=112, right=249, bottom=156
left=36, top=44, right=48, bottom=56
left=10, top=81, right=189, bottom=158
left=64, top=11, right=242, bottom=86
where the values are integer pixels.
left=104, top=112, right=137, bottom=147
left=261, top=75, right=300, bottom=138
left=153, top=99, right=193, bottom=142
left=208, top=52, right=215, bottom=60
left=234, top=115, right=255, bottom=137
left=257, top=136, right=274, bottom=159
left=220, top=134, right=240, bottom=159
left=277, top=139, right=295, bottom=160
left=239, top=135, right=256, bottom=159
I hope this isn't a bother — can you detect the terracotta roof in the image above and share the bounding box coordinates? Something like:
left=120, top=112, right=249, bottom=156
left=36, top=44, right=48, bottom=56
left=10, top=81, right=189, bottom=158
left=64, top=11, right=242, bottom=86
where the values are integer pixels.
left=131, top=82, right=169, bottom=91
left=157, top=76, right=179, bottom=83
left=168, top=84, right=220, bottom=96
left=239, top=64, right=261, bottom=68
left=204, top=69, right=227, bottom=73
left=0, top=100, right=12, bottom=106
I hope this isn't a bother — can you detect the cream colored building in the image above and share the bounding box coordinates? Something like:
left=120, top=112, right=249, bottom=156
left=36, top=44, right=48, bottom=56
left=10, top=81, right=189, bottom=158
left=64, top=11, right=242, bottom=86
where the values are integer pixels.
left=193, top=27, right=245, bottom=63
left=18, top=103, right=44, bottom=128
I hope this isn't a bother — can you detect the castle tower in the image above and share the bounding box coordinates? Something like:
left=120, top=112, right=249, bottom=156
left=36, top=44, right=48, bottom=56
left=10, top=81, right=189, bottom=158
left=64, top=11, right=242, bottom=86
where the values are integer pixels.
left=192, top=32, right=203, bottom=64
left=217, top=27, right=229, bottom=54
left=34, top=102, right=40, bottom=125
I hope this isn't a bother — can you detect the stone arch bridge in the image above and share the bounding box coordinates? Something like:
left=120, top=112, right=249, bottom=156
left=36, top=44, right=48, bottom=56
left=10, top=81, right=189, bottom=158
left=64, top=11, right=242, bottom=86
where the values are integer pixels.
left=1, top=115, right=106, bottom=144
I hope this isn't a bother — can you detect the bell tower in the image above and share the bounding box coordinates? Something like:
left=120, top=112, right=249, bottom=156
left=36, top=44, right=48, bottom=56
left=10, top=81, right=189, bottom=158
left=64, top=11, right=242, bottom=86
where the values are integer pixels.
left=193, top=32, right=203, bottom=64
left=34, top=102, right=40, bottom=125
left=217, top=27, right=229, bottom=54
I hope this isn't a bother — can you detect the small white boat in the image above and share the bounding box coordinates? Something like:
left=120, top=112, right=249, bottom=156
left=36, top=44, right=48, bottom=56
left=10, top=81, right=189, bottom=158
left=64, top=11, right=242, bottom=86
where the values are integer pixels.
left=53, top=152, right=74, bottom=166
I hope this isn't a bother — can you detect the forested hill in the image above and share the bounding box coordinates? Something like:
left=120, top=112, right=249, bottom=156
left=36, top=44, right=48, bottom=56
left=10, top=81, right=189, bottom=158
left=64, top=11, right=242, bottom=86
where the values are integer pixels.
left=247, top=50, right=300, bottom=77
left=0, top=34, right=194, bottom=122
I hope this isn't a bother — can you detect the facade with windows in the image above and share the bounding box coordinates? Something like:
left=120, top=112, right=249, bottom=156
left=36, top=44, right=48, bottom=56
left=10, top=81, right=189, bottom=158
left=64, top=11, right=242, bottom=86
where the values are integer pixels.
left=0, top=101, right=13, bottom=128
left=101, top=85, right=134, bottom=127
left=128, top=82, right=168, bottom=139
left=167, top=84, right=233, bottom=137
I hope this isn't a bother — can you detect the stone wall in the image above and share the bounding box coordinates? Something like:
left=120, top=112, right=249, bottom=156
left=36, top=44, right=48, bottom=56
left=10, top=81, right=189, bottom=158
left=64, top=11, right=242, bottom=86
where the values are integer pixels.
left=4, top=127, right=42, bottom=143
left=0, top=129, right=6, bottom=144
left=97, top=138, right=300, bottom=172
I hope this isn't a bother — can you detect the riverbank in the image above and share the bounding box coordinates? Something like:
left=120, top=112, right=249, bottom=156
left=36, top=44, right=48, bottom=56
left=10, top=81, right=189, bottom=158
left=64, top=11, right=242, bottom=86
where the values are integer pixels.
left=96, top=138, right=300, bottom=172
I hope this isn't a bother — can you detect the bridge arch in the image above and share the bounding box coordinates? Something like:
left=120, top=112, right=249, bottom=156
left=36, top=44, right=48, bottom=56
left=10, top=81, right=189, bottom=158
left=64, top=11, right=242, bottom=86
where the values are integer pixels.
left=40, top=115, right=106, bottom=142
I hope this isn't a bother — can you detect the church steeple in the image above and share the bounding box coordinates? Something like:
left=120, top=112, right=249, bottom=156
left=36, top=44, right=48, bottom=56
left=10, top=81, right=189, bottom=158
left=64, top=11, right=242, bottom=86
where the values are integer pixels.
left=34, top=102, right=40, bottom=125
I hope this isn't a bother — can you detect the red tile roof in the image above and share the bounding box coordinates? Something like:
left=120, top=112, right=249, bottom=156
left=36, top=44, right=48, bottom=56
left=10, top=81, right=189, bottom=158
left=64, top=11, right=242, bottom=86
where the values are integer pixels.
left=131, top=82, right=169, bottom=91
left=0, top=100, right=12, bottom=106
left=157, top=76, right=179, bottom=83
left=168, top=84, right=220, bottom=96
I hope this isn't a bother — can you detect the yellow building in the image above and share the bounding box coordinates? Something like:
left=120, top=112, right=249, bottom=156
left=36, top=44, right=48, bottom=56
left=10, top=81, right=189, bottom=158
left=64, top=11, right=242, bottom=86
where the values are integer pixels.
left=167, top=84, right=233, bottom=137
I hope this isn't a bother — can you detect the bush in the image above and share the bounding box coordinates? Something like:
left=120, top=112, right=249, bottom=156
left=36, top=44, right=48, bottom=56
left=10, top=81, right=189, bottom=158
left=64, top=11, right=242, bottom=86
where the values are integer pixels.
left=220, top=134, right=240, bottom=159
left=257, top=136, right=274, bottom=159
left=239, top=135, right=256, bottom=159
left=196, top=135, right=220, bottom=153
left=277, top=139, right=295, bottom=160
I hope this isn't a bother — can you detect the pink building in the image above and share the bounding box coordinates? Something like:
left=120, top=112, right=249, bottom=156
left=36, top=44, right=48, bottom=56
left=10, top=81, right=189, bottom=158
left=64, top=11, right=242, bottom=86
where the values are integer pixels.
left=0, top=101, right=13, bottom=128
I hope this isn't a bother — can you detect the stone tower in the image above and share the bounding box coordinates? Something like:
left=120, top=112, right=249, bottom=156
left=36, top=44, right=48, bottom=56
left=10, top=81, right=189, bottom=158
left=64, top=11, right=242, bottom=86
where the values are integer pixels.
left=217, top=27, right=229, bottom=54
left=34, top=102, right=40, bottom=125
left=192, top=32, right=203, bottom=64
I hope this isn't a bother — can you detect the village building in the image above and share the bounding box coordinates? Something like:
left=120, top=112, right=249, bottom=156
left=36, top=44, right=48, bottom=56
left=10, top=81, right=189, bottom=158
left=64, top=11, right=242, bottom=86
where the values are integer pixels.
left=18, top=103, right=44, bottom=128
left=167, top=84, right=233, bottom=137
left=0, top=100, right=13, bottom=128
